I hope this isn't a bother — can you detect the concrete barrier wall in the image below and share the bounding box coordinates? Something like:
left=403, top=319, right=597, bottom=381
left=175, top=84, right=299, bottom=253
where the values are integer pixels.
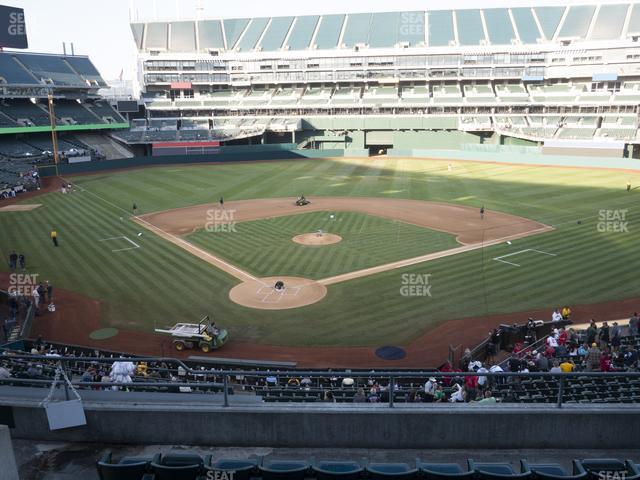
left=5, top=401, right=640, bottom=449
left=0, top=425, right=19, bottom=480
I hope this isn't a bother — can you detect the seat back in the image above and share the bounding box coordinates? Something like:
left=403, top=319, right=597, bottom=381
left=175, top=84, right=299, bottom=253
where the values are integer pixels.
left=97, top=461, right=147, bottom=480
left=151, top=463, right=201, bottom=480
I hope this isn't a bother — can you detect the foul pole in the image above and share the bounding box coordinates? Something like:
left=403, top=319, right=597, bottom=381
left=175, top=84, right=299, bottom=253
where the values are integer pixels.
left=47, top=94, right=60, bottom=177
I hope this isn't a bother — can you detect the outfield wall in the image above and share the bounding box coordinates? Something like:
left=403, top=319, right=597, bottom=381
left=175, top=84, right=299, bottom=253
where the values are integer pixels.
left=38, top=146, right=360, bottom=177
left=388, top=148, right=640, bottom=170
left=2, top=392, right=640, bottom=448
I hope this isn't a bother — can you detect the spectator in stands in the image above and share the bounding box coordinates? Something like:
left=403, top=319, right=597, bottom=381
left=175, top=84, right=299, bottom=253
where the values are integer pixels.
left=535, top=351, right=549, bottom=372
left=546, top=333, right=558, bottom=353
left=476, top=363, right=489, bottom=390
left=81, top=366, right=95, bottom=384
left=424, top=377, right=437, bottom=401
left=560, top=359, right=575, bottom=373
left=25, top=363, right=42, bottom=378
left=8, top=251, right=17, bottom=270
left=586, top=343, right=601, bottom=371
left=476, top=389, right=497, bottom=404
left=629, top=313, right=639, bottom=337
left=611, top=322, right=621, bottom=349
left=323, top=390, right=336, bottom=403
left=549, top=361, right=561, bottom=374
left=433, top=384, right=446, bottom=402
left=600, top=351, right=613, bottom=372
left=464, top=371, right=479, bottom=401
left=586, top=320, right=598, bottom=345
left=567, top=328, right=579, bottom=348
left=109, top=358, right=135, bottom=391
left=599, top=322, right=610, bottom=348
left=552, top=308, right=563, bottom=322
left=623, top=347, right=638, bottom=370
left=406, top=389, right=422, bottom=403
left=489, top=363, right=505, bottom=386
left=0, top=362, right=11, bottom=379
left=449, top=382, right=467, bottom=403
left=353, top=388, right=367, bottom=403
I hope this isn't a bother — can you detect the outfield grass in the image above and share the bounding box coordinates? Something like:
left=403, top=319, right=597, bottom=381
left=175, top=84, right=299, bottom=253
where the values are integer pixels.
left=186, top=211, right=459, bottom=279
left=1, top=157, right=638, bottom=347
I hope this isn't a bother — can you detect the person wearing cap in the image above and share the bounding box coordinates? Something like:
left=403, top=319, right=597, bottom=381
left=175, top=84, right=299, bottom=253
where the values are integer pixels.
left=424, top=377, right=437, bottom=401
left=551, top=308, right=563, bottom=322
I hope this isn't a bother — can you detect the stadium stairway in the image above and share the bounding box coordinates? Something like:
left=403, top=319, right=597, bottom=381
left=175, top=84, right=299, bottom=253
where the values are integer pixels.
left=77, top=132, right=134, bottom=159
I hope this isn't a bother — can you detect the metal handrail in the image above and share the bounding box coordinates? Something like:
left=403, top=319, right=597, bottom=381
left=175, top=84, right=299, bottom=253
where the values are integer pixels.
left=2, top=352, right=640, bottom=410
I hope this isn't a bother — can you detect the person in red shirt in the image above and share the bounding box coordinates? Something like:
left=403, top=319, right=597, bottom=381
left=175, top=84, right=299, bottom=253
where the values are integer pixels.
left=557, top=328, right=568, bottom=345
left=465, top=370, right=479, bottom=401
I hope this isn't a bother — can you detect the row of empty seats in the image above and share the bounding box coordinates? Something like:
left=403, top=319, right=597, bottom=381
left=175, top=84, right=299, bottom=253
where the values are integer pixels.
left=96, top=452, right=640, bottom=480
left=0, top=99, right=126, bottom=127
left=0, top=52, right=107, bottom=88
left=146, top=81, right=640, bottom=109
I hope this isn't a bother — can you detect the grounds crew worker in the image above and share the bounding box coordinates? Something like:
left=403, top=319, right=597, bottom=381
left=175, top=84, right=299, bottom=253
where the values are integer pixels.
left=50, top=229, right=58, bottom=247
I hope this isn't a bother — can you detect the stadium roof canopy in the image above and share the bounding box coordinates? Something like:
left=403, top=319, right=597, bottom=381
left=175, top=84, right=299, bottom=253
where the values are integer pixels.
left=0, top=51, right=107, bottom=88
left=131, top=3, right=640, bottom=53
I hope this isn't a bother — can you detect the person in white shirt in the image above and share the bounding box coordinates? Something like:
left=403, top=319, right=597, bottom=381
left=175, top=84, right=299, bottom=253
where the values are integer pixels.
left=424, top=377, right=437, bottom=399
left=449, top=383, right=466, bottom=403
left=476, top=364, right=489, bottom=389
left=547, top=335, right=558, bottom=348
left=552, top=309, right=563, bottom=322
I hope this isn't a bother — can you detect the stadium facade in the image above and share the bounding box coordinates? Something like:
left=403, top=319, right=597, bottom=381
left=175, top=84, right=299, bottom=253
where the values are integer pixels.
left=126, top=3, right=640, bottom=157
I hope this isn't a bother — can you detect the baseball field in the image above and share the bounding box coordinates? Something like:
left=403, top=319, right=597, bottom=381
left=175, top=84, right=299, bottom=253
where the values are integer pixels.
left=1, top=156, right=638, bottom=366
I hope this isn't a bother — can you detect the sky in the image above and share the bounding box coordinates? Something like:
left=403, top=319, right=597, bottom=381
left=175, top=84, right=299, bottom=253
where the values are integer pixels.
left=6, top=0, right=631, bottom=81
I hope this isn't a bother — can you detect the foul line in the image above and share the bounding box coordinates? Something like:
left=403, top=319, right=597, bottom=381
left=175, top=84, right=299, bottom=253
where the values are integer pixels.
left=74, top=182, right=258, bottom=283
left=99, top=235, right=141, bottom=253
left=319, top=226, right=553, bottom=285
left=76, top=182, right=554, bottom=287
left=493, top=248, right=557, bottom=268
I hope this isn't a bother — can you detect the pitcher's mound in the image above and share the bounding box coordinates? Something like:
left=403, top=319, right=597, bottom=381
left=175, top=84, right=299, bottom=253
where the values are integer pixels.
left=293, top=232, right=342, bottom=246
left=229, top=276, right=327, bottom=310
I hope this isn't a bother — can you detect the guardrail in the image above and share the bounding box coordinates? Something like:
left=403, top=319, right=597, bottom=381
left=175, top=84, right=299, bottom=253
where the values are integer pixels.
left=2, top=353, right=639, bottom=409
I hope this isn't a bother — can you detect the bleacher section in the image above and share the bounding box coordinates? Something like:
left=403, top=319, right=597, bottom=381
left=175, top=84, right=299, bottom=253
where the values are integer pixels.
left=129, top=5, right=640, bottom=149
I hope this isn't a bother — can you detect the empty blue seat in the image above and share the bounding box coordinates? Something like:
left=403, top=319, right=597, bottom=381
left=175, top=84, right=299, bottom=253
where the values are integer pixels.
left=259, top=459, right=309, bottom=480
left=417, top=460, right=475, bottom=480
left=579, top=459, right=640, bottom=480
left=151, top=452, right=203, bottom=480
left=97, top=451, right=158, bottom=480
left=204, top=456, right=257, bottom=480
left=469, top=459, right=531, bottom=480
left=366, top=462, right=419, bottom=479
left=522, top=460, right=587, bottom=480
left=313, top=460, right=364, bottom=479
